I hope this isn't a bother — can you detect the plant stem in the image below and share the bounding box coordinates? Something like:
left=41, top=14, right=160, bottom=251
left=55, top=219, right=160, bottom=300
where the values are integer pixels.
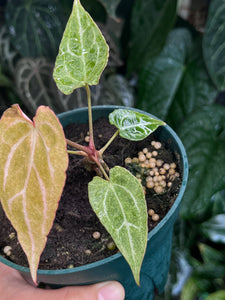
left=85, top=83, right=95, bottom=148
left=67, top=150, right=88, bottom=157
left=66, top=139, right=90, bottom=154
left=98, top=163, right=110, bottom=181
left=99, top=130, right=119, bottom=156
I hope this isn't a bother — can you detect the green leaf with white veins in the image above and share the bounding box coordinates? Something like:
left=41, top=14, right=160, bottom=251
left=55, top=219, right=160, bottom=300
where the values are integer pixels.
left=109, top=109, right=165, bottom=141
left=53, top=0, right=109, bottom=95
left=88, top=166, right=148, bottom=285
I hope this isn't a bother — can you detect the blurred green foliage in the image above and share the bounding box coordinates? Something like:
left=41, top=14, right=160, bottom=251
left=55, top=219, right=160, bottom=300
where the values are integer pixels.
left=0, top=0, right=225, bottom=298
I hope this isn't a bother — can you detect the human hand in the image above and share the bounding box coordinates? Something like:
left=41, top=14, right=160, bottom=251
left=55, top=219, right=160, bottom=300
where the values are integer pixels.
left=0, top=262, right=125, bottom=300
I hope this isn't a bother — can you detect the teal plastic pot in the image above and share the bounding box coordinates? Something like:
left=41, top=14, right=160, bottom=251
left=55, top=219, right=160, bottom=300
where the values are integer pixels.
left=0, top=106, right=188, bottom=300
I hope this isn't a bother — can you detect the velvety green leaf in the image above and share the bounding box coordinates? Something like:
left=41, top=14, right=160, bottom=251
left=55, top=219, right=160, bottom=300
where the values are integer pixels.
left=5, top=0, right=66, bottom=59
left=0, top=105, right=68, bottom=283
left=178, top=105, right=225, bottom=220
left=205, top=290, right=225, bottom=300
left=203, top=0, right=225, bottom=90
left=98, top=0, right=120, bottom=19
left=88, top=166, right=148, bottom=285
left=137, top=29, right=217, bottom=126
left=109, top=109, right=165, bottom=141
left=128, top=0, right=177, bottom=73
left=200, top=215, right=225, bottom=244
left=53, top=0, right=109, bottom=94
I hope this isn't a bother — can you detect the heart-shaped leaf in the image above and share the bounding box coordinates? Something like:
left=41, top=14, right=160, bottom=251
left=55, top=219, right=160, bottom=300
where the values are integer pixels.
left=109, top=109, right=165, bottom=141
left=53, top=0, right=109, bottom=94
left=5, top=0, right=66, bottom=60
left=137, top=29, right=217, bottom=126
left=203, top=0, right=225, bottom=91
left=0, top=105, right=68, bottom=283
left=88, top=166, right=148, bottom=285
left=128, top=0, right=177, bottom=73
left=178, top=105, right=225, bottom=220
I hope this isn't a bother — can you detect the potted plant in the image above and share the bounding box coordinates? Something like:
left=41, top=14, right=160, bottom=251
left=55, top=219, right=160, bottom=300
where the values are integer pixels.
left=0, top=1, right=188, bottom=299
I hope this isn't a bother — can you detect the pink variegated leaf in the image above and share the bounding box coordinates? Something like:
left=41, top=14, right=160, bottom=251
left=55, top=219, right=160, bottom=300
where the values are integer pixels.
left=0, top=105, right=68, bottom=284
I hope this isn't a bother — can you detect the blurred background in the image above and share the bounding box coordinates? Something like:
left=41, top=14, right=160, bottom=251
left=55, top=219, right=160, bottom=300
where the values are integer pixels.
left=0, top=0, right=225, bottom=299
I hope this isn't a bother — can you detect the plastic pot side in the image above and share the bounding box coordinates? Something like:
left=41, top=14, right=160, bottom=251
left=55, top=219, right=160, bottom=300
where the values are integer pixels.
left=0, top=106, right=188, bottom=300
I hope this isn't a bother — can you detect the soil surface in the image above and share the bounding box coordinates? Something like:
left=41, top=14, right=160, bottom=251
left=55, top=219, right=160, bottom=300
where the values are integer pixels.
left=0, top=117, right=182, bottom=270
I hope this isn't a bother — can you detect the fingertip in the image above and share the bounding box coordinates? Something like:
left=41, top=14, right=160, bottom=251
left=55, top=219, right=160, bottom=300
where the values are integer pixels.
left=96, top=281, right=125, bottom=300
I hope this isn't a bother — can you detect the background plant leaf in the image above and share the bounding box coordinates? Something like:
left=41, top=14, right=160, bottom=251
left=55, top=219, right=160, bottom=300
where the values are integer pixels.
left=109, top=109, right=165, bottom=141
left=98, top=0, right=121, bottom=19
left=178, top=105, right=225, bottom=220
left=0, top=105, right=68, bottom=283
left=97, top=74, right=134, bottom=106
left=0, top=64, right=11, bottom=87
left=200, top=215, right=225, bottom=244
left=15, top=58, right=66, bottom=114
left=137, top=28, right=217, bottom=126
left=88, top=166, right=148, bottom=285
left=128, top=0, right=177, bottom=73
left=203, top=0, right=225, bottom=91
left=53, top=0, right=109, bottom=94
left=180, top=277, right=200, bottom=300
left=0, top=26, right=20, bottom=75
left=5, top=0, right=66, bottom=60
left=205, top=290, right=225, bottom=300
left=211, top=190, right=225, bottom=216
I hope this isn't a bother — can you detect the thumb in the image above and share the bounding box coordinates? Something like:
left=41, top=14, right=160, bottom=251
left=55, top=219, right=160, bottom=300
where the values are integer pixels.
left=56, top=281, right=125, bottom=300
left=0, top=262, right=125, bottom=300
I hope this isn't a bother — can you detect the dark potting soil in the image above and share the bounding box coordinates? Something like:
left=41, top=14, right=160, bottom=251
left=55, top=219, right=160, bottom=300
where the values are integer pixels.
left=0, top=117, right=182, bottom=270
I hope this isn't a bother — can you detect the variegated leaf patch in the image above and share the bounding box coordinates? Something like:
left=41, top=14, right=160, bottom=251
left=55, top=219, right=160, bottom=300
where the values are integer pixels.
left=0, top=105, right=68, bottom=283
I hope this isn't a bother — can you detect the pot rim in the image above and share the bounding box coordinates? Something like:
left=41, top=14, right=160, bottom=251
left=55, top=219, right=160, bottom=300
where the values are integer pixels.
left=0, top=105, right=188, bottom=275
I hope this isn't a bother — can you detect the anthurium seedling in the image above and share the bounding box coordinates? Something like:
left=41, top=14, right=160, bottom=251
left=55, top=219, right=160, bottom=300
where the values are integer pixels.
left=0, top=0, right=165, bottom=286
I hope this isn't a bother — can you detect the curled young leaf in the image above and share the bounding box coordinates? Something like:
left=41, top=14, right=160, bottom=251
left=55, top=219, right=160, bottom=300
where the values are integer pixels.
left=88, top=166, right=148, bottom=285
left=0, top=105, right=68, bottom=284
left=53, top=0, right=109, bottom=94
left=109, top=109, right=165, bottom=141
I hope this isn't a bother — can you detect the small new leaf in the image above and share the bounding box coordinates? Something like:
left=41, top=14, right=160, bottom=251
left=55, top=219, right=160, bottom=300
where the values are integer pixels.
left=53, top=0, right=109, bottom=94
left=88, top=166, right=148, bottom=285
left=0, top=105, right=68, bottom=284
left=109, top=109, right=165, bottom=141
